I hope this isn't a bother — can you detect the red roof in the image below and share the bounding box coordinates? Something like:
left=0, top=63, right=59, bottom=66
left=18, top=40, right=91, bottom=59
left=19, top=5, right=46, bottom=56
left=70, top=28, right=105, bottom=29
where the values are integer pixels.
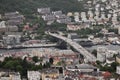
left=102, top=71, right=111, bottom=78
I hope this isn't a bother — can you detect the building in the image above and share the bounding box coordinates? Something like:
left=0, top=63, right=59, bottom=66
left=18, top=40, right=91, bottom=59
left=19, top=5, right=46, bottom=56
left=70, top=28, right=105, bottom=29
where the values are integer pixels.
left=0, top=21, right=18, bottom=32
left=67, top=24, right=81, bottom=31
left=5, top=11, right=24, bottom=25
left=37, top=8, right=51, bottom=15
left=116, top=54, right=120, bottom=64
left=3, top=34, right=21, bottom=45
left=9, top=72, right=21, bottom=80
left=116, top=66, right=120, bottom=75
left=0, top=21, right=6, bottom=33
left=52, top=11, right=62, bottom=16
left=41, top=69, right=59, bottom=80
left=57, top=17, right=71, bottom=24
left=66, top=64, right=98, bottom=72
left=0, top=72, right=21, bottom=80
left=97, top=47, right=108, bottom=62
left=42, top=15, right=56, bottom=21
left=27, top=71, right=41, bottom=80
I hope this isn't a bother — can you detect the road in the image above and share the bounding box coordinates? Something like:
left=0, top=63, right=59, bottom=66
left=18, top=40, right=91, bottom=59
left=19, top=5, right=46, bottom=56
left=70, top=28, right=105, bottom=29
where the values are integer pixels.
left=46, top=32, right=96, bottom=62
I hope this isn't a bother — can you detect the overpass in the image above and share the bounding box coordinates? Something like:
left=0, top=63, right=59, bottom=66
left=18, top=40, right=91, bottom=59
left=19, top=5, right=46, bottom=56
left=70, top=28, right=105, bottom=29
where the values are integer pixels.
left=46, top=32, right=96, bottom=62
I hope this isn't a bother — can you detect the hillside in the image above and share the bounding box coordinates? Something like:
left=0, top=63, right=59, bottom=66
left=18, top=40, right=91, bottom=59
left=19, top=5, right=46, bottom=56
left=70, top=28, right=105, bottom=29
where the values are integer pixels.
left=0, top=0, right=86, bottom=14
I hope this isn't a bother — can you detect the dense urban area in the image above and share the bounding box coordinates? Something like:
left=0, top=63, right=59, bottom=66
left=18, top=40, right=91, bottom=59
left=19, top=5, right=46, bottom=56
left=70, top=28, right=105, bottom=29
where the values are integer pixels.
left=0, top=0, right=120, bottom=80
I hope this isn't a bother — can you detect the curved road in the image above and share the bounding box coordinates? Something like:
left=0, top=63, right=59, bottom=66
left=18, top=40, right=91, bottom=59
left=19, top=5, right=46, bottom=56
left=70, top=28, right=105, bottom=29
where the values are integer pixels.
left=46, top=32, right=96, bottom=62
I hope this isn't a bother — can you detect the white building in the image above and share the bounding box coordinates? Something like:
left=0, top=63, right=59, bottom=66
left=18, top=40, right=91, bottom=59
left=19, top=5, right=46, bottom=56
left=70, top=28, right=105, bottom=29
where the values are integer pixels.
left=88, top=10, right=94, bottom=20
left=27, top=71, right=41, bottom=80
left=97, top=47, right=108, bottom=62
left=81, top=12, right=87, bottom=21
left=116, top=66, right=120, bottom=75
left=37, top=8, right=50, bottom=14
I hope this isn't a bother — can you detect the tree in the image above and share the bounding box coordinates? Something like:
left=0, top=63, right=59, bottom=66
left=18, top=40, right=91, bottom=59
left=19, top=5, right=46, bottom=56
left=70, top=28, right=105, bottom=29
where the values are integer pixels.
left=16, top=65, right=23, bottom=71
left=92, top=49, right=97, bottom=57
left=32, top=56, right=39, bottom=63
left=49, top=57, right=54, bottom=64
left=111, top=62, right=119, bottom=72
left=59, top=67, right=63, bottom=74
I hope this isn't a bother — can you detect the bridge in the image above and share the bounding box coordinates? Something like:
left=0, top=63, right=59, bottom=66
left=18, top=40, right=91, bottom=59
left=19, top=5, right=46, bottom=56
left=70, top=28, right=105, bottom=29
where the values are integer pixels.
left=46, top=32, right=96, bottom=62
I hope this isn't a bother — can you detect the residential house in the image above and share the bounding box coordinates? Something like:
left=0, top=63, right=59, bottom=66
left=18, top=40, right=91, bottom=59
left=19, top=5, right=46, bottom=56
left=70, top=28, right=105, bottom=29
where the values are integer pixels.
left=52, top=11, right=62, bottom=16
left=57, top=17, right=71, bottom=24
left=37, top=8, right=51, bottom=15
left=42, top=15, right=56, bottom=21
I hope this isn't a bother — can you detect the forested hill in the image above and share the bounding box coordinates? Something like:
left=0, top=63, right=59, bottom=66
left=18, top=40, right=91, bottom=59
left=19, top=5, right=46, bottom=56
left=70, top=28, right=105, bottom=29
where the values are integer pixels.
left=0, top=0, right=86, bottom=14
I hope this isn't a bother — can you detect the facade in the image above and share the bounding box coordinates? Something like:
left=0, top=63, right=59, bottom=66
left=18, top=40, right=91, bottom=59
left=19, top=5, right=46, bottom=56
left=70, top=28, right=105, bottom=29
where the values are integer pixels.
left=27, top=71, right=41, bottom=80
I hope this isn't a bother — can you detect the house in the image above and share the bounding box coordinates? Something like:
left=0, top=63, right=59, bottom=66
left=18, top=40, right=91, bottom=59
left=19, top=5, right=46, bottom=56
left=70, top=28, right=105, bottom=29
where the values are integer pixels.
left=37, top=8, right=51, bottom=15
left=67, top=23, right=89, bottom=31
left=5, top=11, right=20, bottom=19
left=56, top=14, right=67, bottom=19
left=42, top=15, right=56, bottom=21
left=52, top=11, right=62, bottom=16
left=57, top=17, right=71, bottom=24
left=27, top=71, right=41, bottom=80
left=67, top=24, right=81, bottom=31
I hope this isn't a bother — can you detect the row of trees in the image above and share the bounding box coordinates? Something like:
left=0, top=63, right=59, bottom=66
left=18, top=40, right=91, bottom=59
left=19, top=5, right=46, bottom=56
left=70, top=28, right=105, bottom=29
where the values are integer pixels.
left=0, top=0, right=86, bottom=14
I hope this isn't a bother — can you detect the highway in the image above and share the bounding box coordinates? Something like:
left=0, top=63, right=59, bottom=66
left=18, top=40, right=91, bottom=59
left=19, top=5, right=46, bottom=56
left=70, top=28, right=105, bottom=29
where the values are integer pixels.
left=46, top=32, right=96, bottom=62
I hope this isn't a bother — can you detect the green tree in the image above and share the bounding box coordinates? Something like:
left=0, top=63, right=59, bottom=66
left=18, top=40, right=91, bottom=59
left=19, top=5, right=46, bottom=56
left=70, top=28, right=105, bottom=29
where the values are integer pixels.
left=32, top=56, right=39, bottom=63
left=49, top=57, right=54, bottom=64
left=92, top=49, right=97, bottom=57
